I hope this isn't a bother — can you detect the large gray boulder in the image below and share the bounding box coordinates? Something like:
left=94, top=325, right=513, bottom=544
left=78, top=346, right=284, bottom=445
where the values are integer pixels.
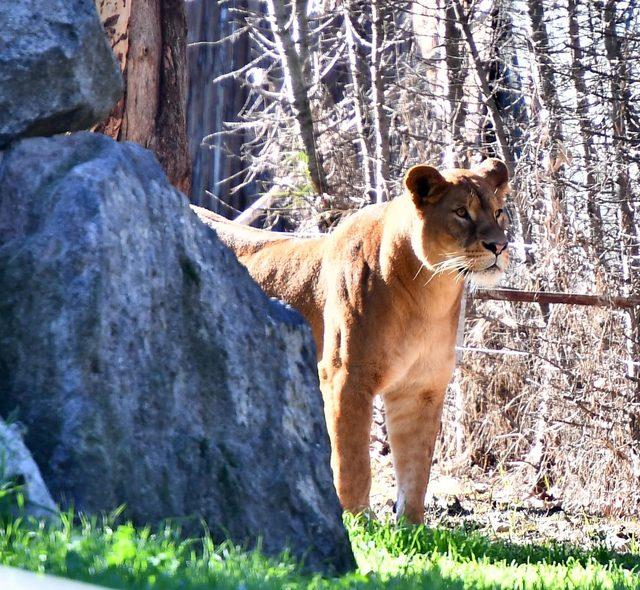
left=0, top=419, right=57, bottom=518
left=0, top=0, right=123, bottom=148
left=0, top=133, right=354, bottom=573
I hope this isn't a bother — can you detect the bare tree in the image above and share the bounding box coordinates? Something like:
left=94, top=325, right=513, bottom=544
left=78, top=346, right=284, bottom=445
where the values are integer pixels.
left=445, top=1, right=467, bottom=166
left=567, top=0, right=604, bottom=246
left=343, top=1, right=374, bottom=198
left=369, top=0, right=391, bottom=202
left=603, top=0, right=640, bottom=387
left=264, top=0, right=327, bottom=195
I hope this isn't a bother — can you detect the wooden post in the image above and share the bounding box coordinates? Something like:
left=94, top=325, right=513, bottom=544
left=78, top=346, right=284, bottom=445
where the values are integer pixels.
left=453, top=284, right=468, bottom=458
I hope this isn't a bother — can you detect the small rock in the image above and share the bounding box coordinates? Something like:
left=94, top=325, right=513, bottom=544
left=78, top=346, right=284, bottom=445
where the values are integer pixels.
left=0, top=419, right=57, bottom=518
left=607, top=534, right=630, bottom=552
left=494, top=522, right=510, bottom=533
left=442, top=496, right=471, bottom=516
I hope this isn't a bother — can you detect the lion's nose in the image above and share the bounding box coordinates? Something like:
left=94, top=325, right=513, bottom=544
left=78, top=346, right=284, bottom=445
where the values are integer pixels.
left=482, top=240, right=508, bottom=255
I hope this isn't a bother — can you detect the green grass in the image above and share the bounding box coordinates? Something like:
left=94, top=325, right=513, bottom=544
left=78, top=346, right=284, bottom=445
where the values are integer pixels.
left=0, top=504, right=639, bottom=589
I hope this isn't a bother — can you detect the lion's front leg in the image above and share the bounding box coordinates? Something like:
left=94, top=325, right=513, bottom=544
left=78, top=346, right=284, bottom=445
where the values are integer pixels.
left=319, top=363, right=375, bottom=514
left=383, top=388, right=446, bottom=524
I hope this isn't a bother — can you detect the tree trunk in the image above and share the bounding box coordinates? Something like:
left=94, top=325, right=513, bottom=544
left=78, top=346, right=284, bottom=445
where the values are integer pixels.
left=185, top=0, right=251, bottom=211
left=451, top=0, right=515, bottom=176
left=265, top=0, right=327, bottom=195
left=95, top=0, right=191, bottom=194
left=604, top=0, right=640, bottom=388
left=343, top=1, right=374, bottom=199
left=527, top=0, right=567, bottom=215
left=370, top=0, right=390, bottom=203
left=567, top=0, right=604, bottom=246
left=445, top=1, right=467, bottom=167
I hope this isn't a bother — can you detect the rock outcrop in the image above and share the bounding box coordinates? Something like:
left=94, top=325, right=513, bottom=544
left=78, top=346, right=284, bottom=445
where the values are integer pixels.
left=0, top=419, right=57, bottom=518
left=0, top=133, right=354, bottom=573
left=0, top=0, right=123, bottom=148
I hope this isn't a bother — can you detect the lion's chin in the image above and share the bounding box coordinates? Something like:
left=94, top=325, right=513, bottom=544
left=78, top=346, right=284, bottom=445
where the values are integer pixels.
left=467, top=264, right=505, bottom=289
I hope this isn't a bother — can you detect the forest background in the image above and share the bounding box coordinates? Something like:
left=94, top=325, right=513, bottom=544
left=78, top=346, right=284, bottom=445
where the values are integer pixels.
left=97, top=0, right=640, bottom=515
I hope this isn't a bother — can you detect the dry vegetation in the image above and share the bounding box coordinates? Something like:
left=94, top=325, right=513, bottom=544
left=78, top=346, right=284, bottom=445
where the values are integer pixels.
left=440, top=300, right=639, bottom=515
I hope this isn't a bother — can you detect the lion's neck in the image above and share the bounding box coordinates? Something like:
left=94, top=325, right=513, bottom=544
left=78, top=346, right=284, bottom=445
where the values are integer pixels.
left=381, top=197, right=465, bottom=320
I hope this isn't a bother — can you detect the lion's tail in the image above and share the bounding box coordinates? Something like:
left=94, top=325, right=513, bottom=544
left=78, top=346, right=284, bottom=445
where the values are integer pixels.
left=192, top=206, right=289, bottom=256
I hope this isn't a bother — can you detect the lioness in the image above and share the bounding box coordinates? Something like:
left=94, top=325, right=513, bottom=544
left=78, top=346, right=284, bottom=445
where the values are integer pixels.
left=193, top=159, right=510, bottom=523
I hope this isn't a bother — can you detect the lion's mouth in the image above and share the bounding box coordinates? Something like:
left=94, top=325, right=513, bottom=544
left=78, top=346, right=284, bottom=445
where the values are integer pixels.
left=444, top=256, right=506, bottom=287
left=461, top=261, right=501, bottom=274
left=466, top=260, right=505, bottom=287
left=460, top=262, right=499, bottom=275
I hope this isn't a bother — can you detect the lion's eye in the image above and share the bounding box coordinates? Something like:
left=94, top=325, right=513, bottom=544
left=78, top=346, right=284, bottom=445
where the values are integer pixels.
left=454, top=207, right=468, bottom=219
left=495, top=208, right=504, bottom=220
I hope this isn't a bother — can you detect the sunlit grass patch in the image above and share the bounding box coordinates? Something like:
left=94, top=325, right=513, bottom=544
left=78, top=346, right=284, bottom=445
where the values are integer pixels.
left=0, top=510, right=639, bottom=589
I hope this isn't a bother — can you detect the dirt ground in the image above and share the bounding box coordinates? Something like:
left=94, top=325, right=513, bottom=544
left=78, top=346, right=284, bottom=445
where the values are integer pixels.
left=369, top=408, right=640, bottom=552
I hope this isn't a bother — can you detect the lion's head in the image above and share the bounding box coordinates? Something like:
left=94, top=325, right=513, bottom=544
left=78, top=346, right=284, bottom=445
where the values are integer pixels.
left=404, top=158, right=510, bottom=288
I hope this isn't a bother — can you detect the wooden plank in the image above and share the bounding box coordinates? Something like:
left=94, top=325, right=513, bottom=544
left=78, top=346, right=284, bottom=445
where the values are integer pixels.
left=0, top=566, right=109, bottom=590
left=473, top=288, right=640, bottom=309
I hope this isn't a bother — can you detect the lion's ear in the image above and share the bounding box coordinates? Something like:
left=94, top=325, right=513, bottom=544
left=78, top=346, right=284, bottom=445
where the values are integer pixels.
left=474, top=159, right=510, bottom=195
left=404, top=165, right=449, bottom=207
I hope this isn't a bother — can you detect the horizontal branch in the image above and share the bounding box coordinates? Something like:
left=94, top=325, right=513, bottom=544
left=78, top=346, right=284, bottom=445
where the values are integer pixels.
left=234, top=185, right=283, bottom=225
left=473, top=288, right=640, bottom=309
left=456, top=346, right=529, bottom=357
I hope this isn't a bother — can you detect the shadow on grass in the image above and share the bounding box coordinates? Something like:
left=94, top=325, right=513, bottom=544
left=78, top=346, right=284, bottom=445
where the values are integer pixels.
left=349, top=515, right=640, bottom=572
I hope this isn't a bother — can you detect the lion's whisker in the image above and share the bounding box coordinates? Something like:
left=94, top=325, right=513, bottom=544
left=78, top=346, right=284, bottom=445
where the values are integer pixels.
left=424, top=254, right=471, bottom=286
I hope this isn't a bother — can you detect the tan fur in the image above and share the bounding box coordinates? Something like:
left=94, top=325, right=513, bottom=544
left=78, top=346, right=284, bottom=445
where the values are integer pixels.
left=193, top=159, right=510, bottom=523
